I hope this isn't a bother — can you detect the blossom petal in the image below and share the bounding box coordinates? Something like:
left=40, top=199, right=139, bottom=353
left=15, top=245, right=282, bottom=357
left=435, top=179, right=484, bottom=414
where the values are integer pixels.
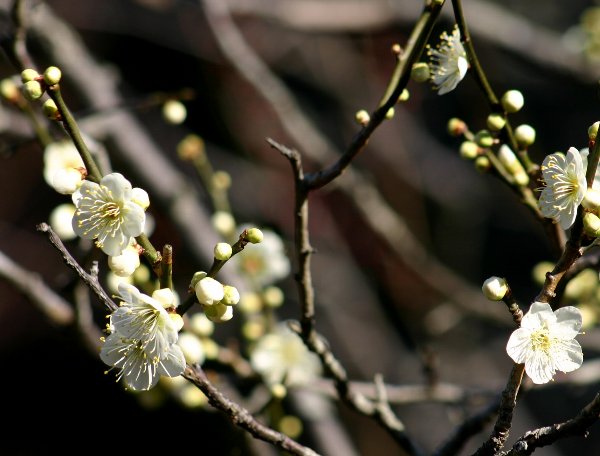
left=525, top=349, right=555, bottom=384
left=506, top=327, right=531, bottom=364
left=520, top=302, right=555, bottom=330
left=552, top=306, right=583, bottom=338
left=100, top=232, right=131, bottom=257
left=101, top=172, right=132, bottom=201
left=120, top=202, right=146, bottom=237
left=553, top=339, right=583, bottom=373
left=157, top=343, right=186, bottom=377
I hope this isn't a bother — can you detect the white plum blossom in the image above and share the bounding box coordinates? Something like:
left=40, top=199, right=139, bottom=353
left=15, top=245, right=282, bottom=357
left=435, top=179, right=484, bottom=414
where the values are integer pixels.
left=72, top=173, right=147, bottom=256
left=506, top=302, right=583, bottom=384
left=427, top=25, right=468, bottom=95
left=108, top=243, right=140, bottom=277
left=43, top=140, right=86, bottom=194
left=250, top=323, right=321, bottom=387
left=100, top=283, right=185, bottom=390
left=539, top=147, right=587, bottom=230
left=49, top=203, right=77, bottom=241
left=235, top=228, right=291, bottom=287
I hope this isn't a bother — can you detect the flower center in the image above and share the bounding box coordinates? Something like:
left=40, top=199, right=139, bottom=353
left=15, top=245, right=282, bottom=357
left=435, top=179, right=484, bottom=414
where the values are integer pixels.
left=530, top=327, right=552, bottom=353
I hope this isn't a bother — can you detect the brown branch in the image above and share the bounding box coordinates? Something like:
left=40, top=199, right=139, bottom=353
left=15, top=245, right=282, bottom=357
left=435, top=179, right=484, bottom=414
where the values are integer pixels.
left=36, top=223, right=118, bottom=312
left=503, top=393, right=600, bottom=456
left=0, top=248, right=74, bottom=325
left=183, top=364, right=321, bottom=456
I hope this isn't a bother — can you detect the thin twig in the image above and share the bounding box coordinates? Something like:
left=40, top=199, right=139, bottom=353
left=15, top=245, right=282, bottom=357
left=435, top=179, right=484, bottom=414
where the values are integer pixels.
left=183, top=364, right=321, bottom=456
left=36, top=222, right=118, bottom=312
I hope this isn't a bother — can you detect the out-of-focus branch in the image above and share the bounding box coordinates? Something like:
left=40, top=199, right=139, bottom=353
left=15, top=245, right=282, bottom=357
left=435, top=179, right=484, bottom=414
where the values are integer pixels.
left=503, top=393, right=600, bottom=456
left=36, top=223, right=118, bottom=312
left=0, top=248, right=74, bottom=325
left=183, top=364, right=321, bottom=456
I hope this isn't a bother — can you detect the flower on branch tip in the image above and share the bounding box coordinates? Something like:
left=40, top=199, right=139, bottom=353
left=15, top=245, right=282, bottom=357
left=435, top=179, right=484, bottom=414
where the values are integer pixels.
left=506, top=302, right=583, bottom=384
left=100, top=283, right=185, bottom=391
left=427, top=25, right=468, bottom=95
left=72, top=173, right=147, bottom=256
left=539, top=147, right=587, bottom=230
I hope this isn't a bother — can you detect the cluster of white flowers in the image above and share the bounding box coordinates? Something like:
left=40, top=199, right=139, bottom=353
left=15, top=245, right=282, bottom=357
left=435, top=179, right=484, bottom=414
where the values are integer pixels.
left=100, top=283, right=186, bottom=391
left=427, top=26, right=468, bottom=95
left=72, top=173, right=149, bottom=256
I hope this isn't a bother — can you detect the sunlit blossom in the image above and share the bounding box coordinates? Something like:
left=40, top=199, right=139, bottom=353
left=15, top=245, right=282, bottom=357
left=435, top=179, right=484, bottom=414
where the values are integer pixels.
left=427, top=26, right=468, bottom=95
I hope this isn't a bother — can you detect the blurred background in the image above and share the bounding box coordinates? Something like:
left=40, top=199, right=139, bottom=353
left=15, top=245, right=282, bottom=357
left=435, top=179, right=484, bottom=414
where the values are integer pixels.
left=2, top=0, right=600, bottom=454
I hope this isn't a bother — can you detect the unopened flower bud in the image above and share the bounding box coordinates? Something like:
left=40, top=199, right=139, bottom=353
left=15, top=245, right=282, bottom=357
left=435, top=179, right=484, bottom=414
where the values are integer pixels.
left=108, top=246, right=140, bottom=277
left=447, top=117, right=467, bottom=137
left=514, top=124, right=536, bottom=148
left=178, top=332, right=205, bottom=364
left=49, top=203, right=76, bottom=241
left=584, top=212, right=600, bottom=237
left=22, top=80, right=43, bottom=101
left=20, top=69, right=39, bottom=83
left=482, top=276, right=508, bottom=301
left=42, top=99, right=59, bottom=119
left=589, top=121, right=600, bottom=141
left=195, top=277, right=224, bottom=306
left=398, top=89, right=409, bottom=102
left=169, top=313, right=184, bottom=331
left=501, top=90, right=524, bottom=113
left=214, top=242, right=232, bottom=261
left=43, top=66, right=62, bottom=86
left=212, top=211, right=235, bottom=236
left=583, top=188, right=600, bottom=211
left=205, top=302, right=234, bottom=323
left=498, top=144, right=529, bottom=186
left=385, top=107, right=395, bottom=119
left=486, top=113, right=506, bottom=131
left=0, top=78, right=18, bottom=101
left=475, top=155, right=491, bottom=172
left=411, top=62, right=430, bottom=83
left=221, top=285, right=240, bottom=306
left=162, top=99, right=187, bottom=124
left=474, top=130, right=494, bottom=148
left=355, top=109, right=370, bottom=126
left=190, top=271, right=207, bottom=289
left=460, top=141, right=479, bottom=159
left=271, top=383, right=287, bottom=399
left=152, top=288, right=176, bottom=308
left=244, top=228, right=263, bottom=244
left=177, top=134, right=205, bottom=161
left=190, top=313, right=214, bottom=337
left=263, top=286, right=284, bottom=308
left=212, top=171, right=231, bottom=190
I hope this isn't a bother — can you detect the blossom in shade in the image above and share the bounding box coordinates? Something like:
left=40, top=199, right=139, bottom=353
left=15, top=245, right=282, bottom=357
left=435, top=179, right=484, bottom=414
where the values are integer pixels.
left=506, top=302, right=583, bottom=384
left=72, top=173, right=147, bottom=256
left=427, top=26, right=468, bottom=95
left=539, top=147, right=587, bottom=230
left=250, top=323, right=321, bottom=387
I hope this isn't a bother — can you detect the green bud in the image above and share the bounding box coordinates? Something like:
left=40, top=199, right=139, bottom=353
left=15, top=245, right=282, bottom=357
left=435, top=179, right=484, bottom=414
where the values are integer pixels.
left=263, top=286, right=284, bottom=308
left=447, top=118, right=467, bottom=137
left=584, top=212, right=600, bottom=237
left=486, top=113, right=506, bottom=132
left=474, top=130, right=494, bottom=148
left=204, top=302, right=234, bottom=323
left=410, top=62, right=430, bottom=83
left=43, top=66, right=62, bottom=86
left=501, top=90, right=524, bottom=113
left=398, top=89, right=410, bottom=102
left=214, top=242, right=232, bottom=261
left=482, top=276, right=508, bottom=301
left=190, top=271, right=207, bottom=289
left=221, top=285, right=240, bottom=305
left=385, top=107, right=395, bottom=119
left=589, top=121, right=600, bottom=141
left=459, top=141, right=479, bottom=160
left=514, top=124, right=536, bottom=148
left=498, top=144, right=529, bottom=186
left=22, top=80, right=43, bottom=101
left=0, top=78, right=18, bottom=101
left=532, top=261, right=553, bottom=286
left=474, top=155, right=491, bottom=172
left=583, top=188, right=600, bottom=211
left=244, top=228, right=263, bottom=244
left=42, top=99, right=59, bottom=119
left=20, top=69, right=39, bottom=83
left=355, top=109, right=370, bottom=126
